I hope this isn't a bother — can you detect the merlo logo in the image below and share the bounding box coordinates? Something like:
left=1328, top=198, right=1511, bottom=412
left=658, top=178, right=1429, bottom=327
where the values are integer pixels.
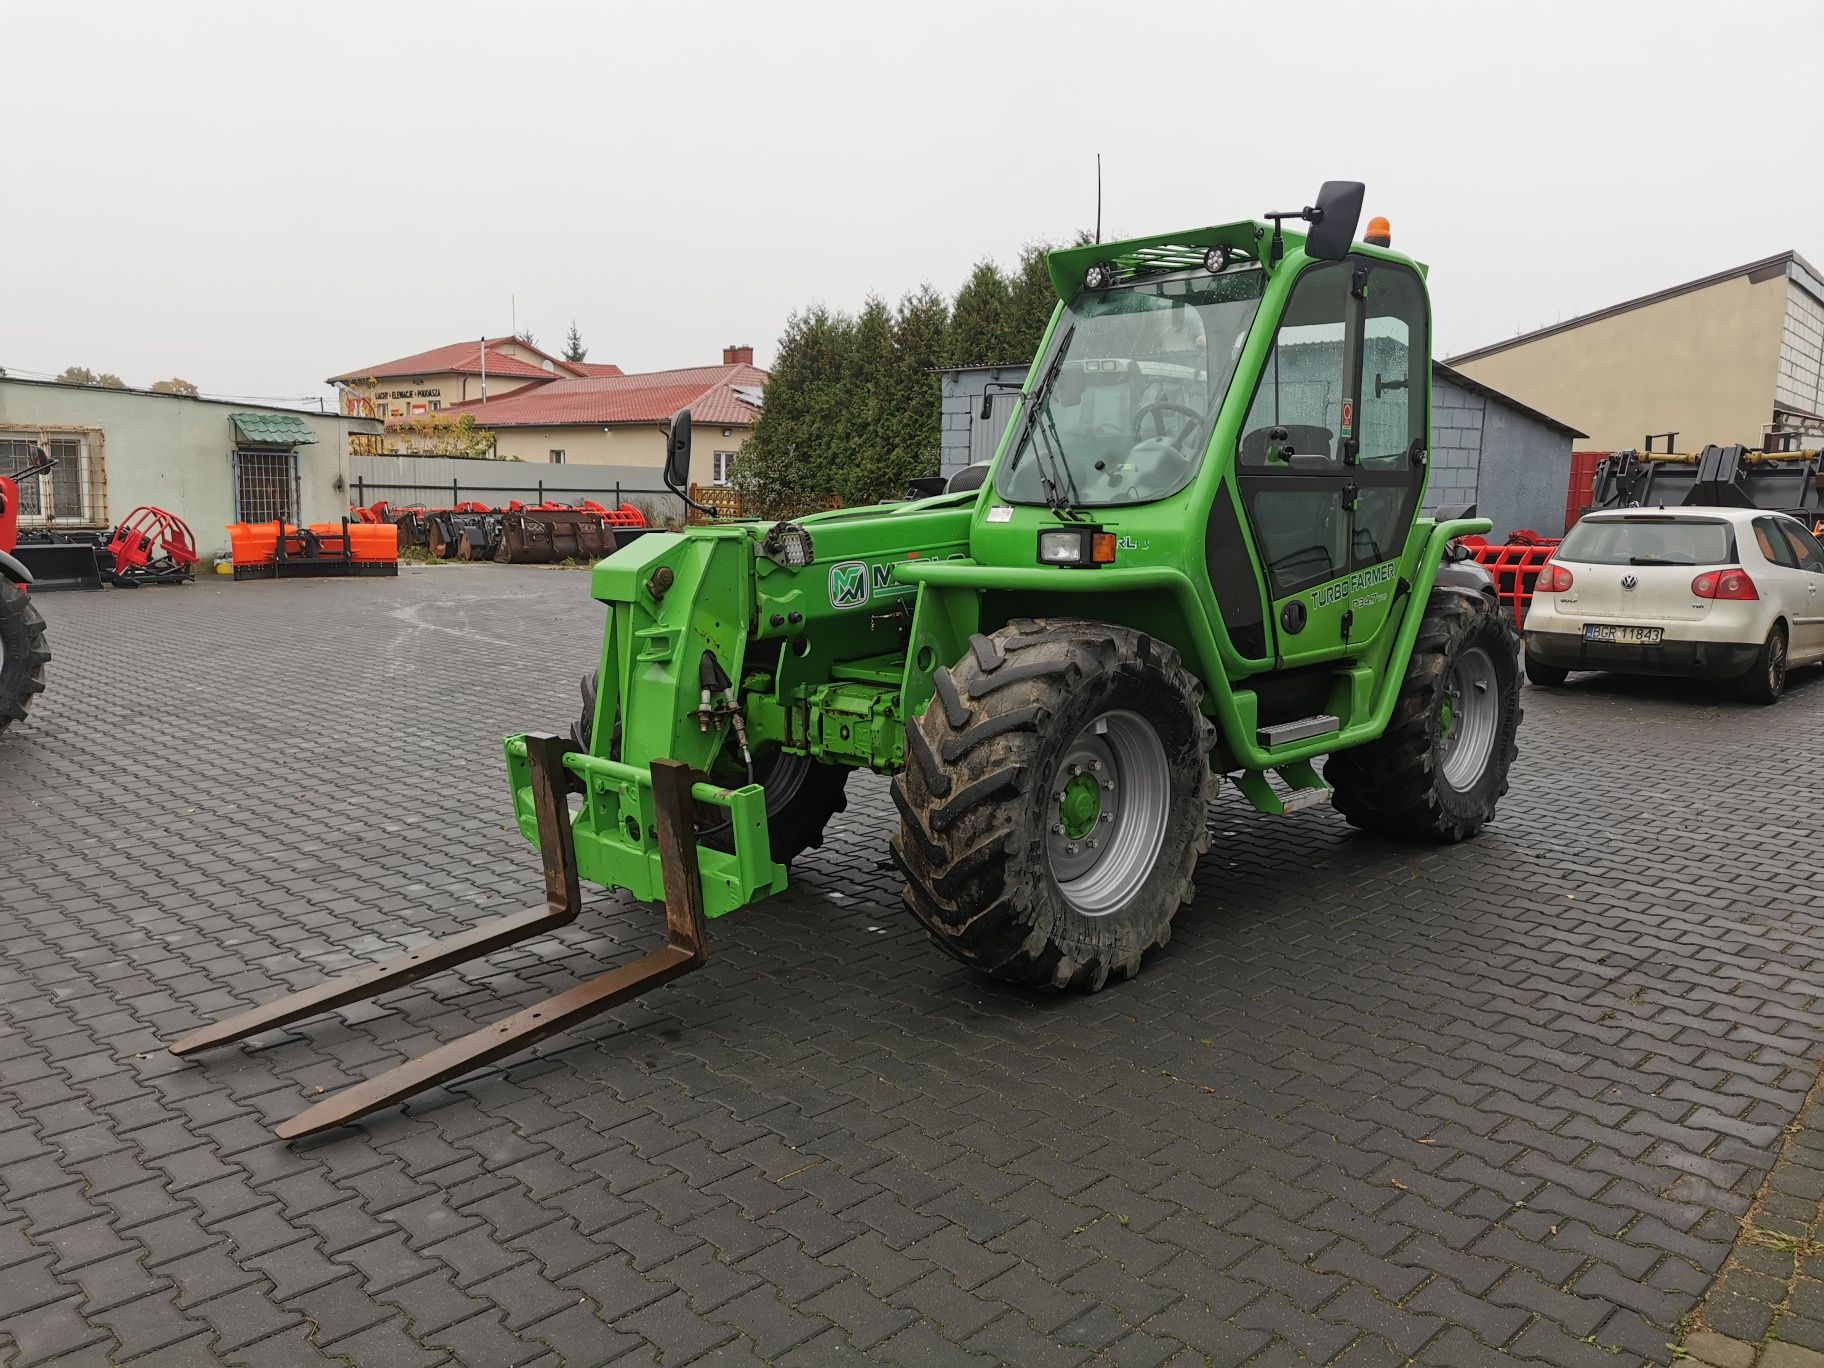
left=829, top=561, right=869, bottom=609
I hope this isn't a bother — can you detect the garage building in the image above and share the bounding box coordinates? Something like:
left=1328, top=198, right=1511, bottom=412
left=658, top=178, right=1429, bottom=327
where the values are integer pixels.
left=1448, top=251, right=1824, bottom=453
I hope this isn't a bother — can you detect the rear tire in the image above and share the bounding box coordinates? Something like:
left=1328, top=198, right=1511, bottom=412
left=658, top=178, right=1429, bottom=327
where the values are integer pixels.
left=1735, top=624, right=1787, bottom=705
left=0, top=578, right=49, bottom=734
left=891, top=618, right=1213, bottom=992
left=1326, top=589, right=1520, bottom=843
left=1524, top=651, right=1568, bottom=688
left=568, top=669, right=849, bottom=866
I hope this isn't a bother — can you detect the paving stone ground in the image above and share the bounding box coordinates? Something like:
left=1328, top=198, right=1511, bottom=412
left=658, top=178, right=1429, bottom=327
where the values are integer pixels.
left=2, top=565, right=1821, bottom=1368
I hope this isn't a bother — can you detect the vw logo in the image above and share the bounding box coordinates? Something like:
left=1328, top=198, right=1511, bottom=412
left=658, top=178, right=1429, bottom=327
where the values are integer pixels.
left=1621, top=574, right=1638, bottom=591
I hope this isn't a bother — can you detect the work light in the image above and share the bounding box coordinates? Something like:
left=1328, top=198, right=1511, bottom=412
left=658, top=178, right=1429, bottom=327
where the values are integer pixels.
left=1203, top=245, right=1233, bottom=274
left=759, top=522, right=815, bottom=567
left=1083, top=262, right=1118, bottom=290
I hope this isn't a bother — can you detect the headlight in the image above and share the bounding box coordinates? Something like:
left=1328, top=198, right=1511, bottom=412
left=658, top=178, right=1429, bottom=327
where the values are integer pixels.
left=1037, top=527, right=1117, bottom=567
left=759, top=521, right=815, bottom=567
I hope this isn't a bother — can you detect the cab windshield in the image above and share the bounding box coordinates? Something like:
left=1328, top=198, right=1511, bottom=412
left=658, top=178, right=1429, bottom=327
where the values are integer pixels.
left=995, top=267, right=1266, bottom=508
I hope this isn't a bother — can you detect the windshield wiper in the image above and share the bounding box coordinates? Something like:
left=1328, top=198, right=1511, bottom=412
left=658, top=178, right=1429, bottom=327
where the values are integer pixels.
left=1628, top=555, right=1687, bottom=565
left=1017, top=326, right=1082, bottom=520
left=1037, top=406, right=1087, bottom=517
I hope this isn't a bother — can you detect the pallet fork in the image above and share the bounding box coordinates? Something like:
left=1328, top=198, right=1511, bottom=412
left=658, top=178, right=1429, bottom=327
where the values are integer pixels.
left=169, top=735, right=710, bottom=1139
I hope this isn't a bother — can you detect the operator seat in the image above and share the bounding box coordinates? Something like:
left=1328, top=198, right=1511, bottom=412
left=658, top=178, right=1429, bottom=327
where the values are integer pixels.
left=946, top=463, right=990, bottom=494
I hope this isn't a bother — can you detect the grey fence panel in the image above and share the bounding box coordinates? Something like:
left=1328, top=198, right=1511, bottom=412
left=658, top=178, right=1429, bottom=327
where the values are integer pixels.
left=346, top=455, right=683, bottom=513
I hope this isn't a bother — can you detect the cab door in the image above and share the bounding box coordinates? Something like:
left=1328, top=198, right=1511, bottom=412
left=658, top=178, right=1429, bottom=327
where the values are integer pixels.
left=1231, top=258, right=1428, bottom=667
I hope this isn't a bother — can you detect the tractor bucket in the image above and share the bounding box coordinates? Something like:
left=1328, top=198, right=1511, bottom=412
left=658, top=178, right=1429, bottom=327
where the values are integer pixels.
left=11, top=538, right=105, bottom=591
left=169, top=735, right=714, bottom=1139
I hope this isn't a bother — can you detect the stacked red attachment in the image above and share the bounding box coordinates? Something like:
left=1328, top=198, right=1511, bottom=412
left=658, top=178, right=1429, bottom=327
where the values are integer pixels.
left=1456, top=530, right=1561, bottom=630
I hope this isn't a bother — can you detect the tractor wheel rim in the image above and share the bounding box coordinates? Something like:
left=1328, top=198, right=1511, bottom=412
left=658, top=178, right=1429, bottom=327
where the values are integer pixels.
left=1046, top=708, right=1169, bottom=916
left=1439, top=646, right=1499, bottom=790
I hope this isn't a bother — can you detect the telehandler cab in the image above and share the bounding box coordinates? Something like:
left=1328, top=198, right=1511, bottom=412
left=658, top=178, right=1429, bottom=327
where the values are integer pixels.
left=176, top=181, right=1522, bottom=1137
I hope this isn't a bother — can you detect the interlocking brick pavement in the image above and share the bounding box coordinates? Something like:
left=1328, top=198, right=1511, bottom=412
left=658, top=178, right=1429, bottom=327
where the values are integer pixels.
left=2, top=566, right=1821, bottom=1366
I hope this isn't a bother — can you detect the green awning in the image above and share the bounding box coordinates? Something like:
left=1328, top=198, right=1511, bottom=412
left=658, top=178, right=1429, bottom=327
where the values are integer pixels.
left=231, top=412, right=318, bottom=447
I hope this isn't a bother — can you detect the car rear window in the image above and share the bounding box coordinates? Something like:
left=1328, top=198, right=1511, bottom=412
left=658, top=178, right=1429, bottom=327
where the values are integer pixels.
left=1556, top=517, right=1735, bottom=566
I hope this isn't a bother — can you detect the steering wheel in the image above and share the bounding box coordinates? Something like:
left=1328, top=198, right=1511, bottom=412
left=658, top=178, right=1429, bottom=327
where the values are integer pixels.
left=1132, top=400, right=1203, bottom=443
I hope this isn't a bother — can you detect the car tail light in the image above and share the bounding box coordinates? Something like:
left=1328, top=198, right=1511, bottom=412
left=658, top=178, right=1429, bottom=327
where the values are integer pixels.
left=1535, top=562, right=1573, bottom=592
left=1692, top=567, right=1759, bottom=600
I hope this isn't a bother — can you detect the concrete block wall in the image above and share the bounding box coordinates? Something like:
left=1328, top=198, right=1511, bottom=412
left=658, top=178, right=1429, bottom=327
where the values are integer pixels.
left=1423, top=375, right=1485, bottom=514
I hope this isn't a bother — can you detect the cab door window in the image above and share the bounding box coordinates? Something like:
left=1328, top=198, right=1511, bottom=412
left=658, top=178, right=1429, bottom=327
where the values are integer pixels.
left=1239, top=263, right=1349, bottom=468
left=1352, top=265, right=1428, bottom=567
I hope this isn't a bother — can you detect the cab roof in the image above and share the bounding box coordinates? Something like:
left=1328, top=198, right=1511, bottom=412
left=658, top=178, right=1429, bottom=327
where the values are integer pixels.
left=1046, top=219, right=1426, bottom=301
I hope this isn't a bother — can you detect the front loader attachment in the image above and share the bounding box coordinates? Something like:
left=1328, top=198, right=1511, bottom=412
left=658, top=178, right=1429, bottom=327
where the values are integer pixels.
left=169, top=735, right=723, bottom=1139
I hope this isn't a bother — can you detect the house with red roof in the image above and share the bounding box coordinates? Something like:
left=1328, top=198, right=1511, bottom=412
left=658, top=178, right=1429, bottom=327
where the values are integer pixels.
left=327, top=337, right=621, bottom=420
left=327, top=342, right=763, bottom=485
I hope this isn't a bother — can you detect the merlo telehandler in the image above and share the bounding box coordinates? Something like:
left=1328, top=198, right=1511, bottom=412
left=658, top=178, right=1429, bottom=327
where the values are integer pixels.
left=176, top=182, right=1521, bottom=1137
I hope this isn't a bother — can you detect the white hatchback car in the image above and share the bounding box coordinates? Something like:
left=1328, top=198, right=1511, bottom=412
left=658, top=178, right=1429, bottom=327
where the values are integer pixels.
left=1523, top=506, right=1824, bottom=703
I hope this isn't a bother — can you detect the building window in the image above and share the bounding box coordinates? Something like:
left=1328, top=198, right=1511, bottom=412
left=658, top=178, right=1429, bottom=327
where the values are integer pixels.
left=1, top=433, right=102, bottom=525
left=550, top=449, right=566, bottom=465
left=713, top=451, right=736, bottom=486
left=232, top=449, right=300, bottom=524
left=430, top=399, right=442, bottom=411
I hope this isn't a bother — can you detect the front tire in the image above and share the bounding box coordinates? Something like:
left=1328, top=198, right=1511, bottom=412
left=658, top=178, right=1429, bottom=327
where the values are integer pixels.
left=1326, top=589, right=1521, bottom=842
left=0, top=578, right=50, bottom=734
left=1735, top=624, right=1787, bottom=705
left=891, top=619, right=1213, bottom=992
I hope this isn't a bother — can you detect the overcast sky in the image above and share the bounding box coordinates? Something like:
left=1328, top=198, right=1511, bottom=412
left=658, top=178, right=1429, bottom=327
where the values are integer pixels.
left=4, top=0, right=1819, bottom=406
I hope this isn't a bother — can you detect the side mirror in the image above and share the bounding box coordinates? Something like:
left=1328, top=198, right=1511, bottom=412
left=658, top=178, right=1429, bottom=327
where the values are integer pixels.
left=979, top=393, right=994, bottom=421
left=1305, top=180, right=1365, bottom=261
left=664, top=408, right=693, bottom=490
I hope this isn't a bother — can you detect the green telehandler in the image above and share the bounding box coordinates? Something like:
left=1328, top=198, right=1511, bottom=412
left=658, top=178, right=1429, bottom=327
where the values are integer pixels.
left=176, top=182, right=1522, bottom=1137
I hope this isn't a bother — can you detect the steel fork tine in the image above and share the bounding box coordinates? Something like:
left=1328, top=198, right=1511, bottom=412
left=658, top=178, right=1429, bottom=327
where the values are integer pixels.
left=270, top=758, right=709, bottom=1139
left=169, top=734, right=582, bottom=1057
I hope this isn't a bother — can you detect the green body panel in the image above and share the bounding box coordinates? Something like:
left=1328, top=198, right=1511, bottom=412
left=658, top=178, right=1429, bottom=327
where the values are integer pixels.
left=504, top=210, right=1491, bottom=917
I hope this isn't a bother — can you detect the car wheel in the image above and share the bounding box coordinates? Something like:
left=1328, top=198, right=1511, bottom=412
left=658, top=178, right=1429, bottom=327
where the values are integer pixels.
left=1523, top=650, right=1568, bottom=688
left=1736, top=624, right=1787, bottom=705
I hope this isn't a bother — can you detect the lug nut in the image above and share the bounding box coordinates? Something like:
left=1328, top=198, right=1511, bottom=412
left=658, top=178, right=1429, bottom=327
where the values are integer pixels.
left=1068, top=763, right=1081, bottom=776
left=1102, top=780, right=1115, bottom=791
left=1050, top=823, right=1064, bottom=835
left=1065, top=843, right=1077, bottom=855
left=1085, top=838, right=1097, bottom=850
left=1088, top=760, right=1101, bottom=772
left=1052, top=790, right=1065, bottom=801
left=1100, top=812, right=1113, bottom=823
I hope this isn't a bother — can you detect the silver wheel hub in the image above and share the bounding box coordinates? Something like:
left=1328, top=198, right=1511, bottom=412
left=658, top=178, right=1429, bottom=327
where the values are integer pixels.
left=1439, top=646, right=1499, bottom=790
left=1045, top=709, right=1170, bottom=916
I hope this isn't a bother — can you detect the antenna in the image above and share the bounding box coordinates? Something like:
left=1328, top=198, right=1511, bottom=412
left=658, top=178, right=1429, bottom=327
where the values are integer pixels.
left=1095, top=153, right=1102, bottom=244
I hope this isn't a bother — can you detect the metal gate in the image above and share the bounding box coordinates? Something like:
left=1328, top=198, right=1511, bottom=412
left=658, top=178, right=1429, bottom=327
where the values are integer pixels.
left=232, top=449, right=300, bottom=524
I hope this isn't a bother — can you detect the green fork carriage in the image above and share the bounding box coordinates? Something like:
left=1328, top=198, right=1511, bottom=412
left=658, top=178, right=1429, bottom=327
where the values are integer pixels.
left=177, top=182, right=1522, bottom=1136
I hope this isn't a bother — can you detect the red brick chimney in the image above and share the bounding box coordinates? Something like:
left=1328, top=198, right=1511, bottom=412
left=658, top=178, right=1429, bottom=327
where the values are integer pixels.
left=723, top=344, right=754, bottom=366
